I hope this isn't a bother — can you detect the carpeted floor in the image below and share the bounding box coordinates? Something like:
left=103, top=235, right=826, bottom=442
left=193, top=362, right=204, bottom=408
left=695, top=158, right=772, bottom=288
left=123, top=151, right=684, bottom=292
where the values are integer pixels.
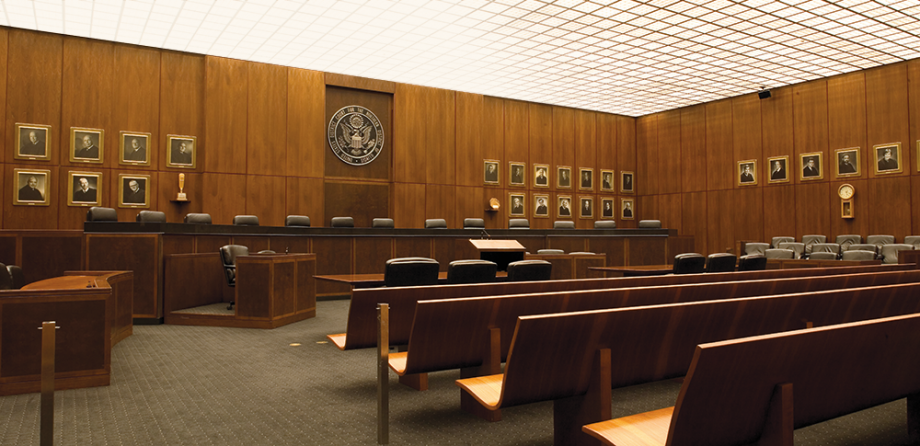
left=0, top=299, right=912, bottom=445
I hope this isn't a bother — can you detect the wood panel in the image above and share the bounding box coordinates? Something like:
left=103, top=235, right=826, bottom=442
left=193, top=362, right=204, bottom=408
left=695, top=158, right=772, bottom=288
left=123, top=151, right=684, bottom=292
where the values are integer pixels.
left=202, top=173, right=247, bottom=225
left=636, top=115, right=657, bottom=195
left=617, top=116, right=636, bottom=173
left=829, top=178, right=868, bottom=240
left=792, top=80, right=828, bottom=164
left=285, top=177, right=324, bottom=226
left=111, top=168, right=159, bottom=223
left=159, top=51, right=204, bottom=171
left=246, top=175, right=286, bottom=227
left=794, top=182, right=830, bottom=239
left=574, top=110, right=597, bottom=174
left=866, top=63, right=910, bottom=178
left=481, top=97, right=504, bottom=177
left=157, top=172, right=203, bottom=222
left=681, top=191, right=707, bottom=254
left=530, top=104, right=553, bottom=175
left=681, top=105, right=706, bottom=193
left=827, top=71, right=867, bottom=178
left=21, top=233, right=83, bottom=284
left=455, top=186, right=485, bottom=228
left=596, top=114, right=618, bottom=180
left=7, top=29, right=62, bottom=165
left=707, top=189, right=734, bottom=255
left=231, top=236, right=270, bottom=254
left=312, top=237, right=352, bottom=296
left=355, top=238, right=393, bottom=274
left=392, top=183, right=425, bottom=229
left=395, top=237, right=430, bottom=258
left=733, top=186, right=764, bottom=245
left=658, top=193, right=681, bottom=234
left=393, top=84, right=425, bottom=183
left=58, top=166, right=111, bottom=229
left=426, top=87, right=456, bottom=186
left=0, top=28, right=7, bottom=165
left=552, top=107, right=574, bottom=171
left=761, top=86, right=794, bottom=166
left=323, top=181, right=389, bottom=228
left=658, top=111, right=681, bottom=194
left=868, top=176, right=912, bottom=239
left=324, top=72, right=395, bottom=93
left=3, top=164, right=58, bottom=230
left=913, top=176, right=920, bottom=236
left=456, top=92, right=483, bottom=187
left=324, top=86, right=391, bottom=181
left=286, top=68, right=325, bottom=178
left=425, top=184, right=456, bottom=228
left=86, top=234, right=158, bottom=318
left=247, top=62, right=287, bottom=176
left=627, top=237, right=667, bottom=265
left=763, top=184, right=796, bottom=242
left=706, top=100, right=733, bottom=191
left=204, top=57, right=248, bottom=174
left=113, top=44, right=160, bottom=171
left=909, top=60, right=920, bottom=171
left=732, top=94, right=762, bottom=167
left=504, top=100, right=529, bottom=168
left=61, top=37, right=113, bottom=168
left=635, top=195, right=656, bottom=227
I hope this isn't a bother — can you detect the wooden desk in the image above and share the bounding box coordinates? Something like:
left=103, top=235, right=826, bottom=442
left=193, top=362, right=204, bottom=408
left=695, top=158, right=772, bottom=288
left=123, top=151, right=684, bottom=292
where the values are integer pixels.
left=315, top=271, right=507, bottom=289
left=164, top=253, right=316, bottom=329
left=525, top=253, right=606, bottom=279
left=766, top=259, right=881, bottom=269
left=590, top=265, right=673, bottom=278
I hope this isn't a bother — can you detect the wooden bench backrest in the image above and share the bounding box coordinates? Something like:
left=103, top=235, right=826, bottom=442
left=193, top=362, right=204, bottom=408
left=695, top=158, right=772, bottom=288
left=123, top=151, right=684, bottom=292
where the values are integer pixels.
left=341, top=263, right=911, bottom=349
left=403, top=269, right=920, bottom=375
left=499, top=282, right=920, bottom=408
left=668, top=313, right=920, bottom=446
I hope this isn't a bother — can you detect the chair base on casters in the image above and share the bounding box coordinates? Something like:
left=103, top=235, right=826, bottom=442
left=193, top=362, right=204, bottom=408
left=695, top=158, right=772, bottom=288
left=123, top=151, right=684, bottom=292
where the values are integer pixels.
left=227, top=301, right=235, bottom=311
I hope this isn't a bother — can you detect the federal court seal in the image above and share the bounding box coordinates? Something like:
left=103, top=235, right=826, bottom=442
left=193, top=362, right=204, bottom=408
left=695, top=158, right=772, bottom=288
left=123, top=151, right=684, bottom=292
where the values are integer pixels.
left=328, top=105, right=385, bottom=166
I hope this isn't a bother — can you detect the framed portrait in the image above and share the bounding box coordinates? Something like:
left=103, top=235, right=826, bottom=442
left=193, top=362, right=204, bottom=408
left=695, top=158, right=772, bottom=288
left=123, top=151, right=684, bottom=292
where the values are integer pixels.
left=873, top=142, right=902, bottom=175
left=834, top=148, right=859, bottom=178
left=166, top=134, right=197, bottom=169
left=600, top=170, right=615, bottom=192
left=557, top=166, right=572, bottom=188
left=121, top=131, right=152, bottom=166
left=533, top=193, right=550, bottom=218
left=508, top=192, right=526, bottom=216
left=917, top=141, right=920, bottom=173
left=620, top=171, right=634, bottom=194
left=557, top=195, right=573, bottom=219
left=509, top=162, right=525, bottom=187
left=118, top=174, right=151, bottom=209
left=67, top=171, right=102, bottom=207
left=534, top=164, right=549, bottom=188
left=13, top=168, right=51, bottom=206
left=483, top=159, right=500, bottom=185
left=767, top=156, right=789, bottom=184
left=737, top=160, right=757, bottom=186
left=579, top=196, right=594, bottom=219
left=800, top=152, right=823, bottom=181
left=600, top=197, right=615, bottom=220
left=14, top=123, right=52, bottom=161
left=621, top=198, right=635, bottom=220
left=579, top=168, right=593, bottom=191
left=70, top=127, right=104, bottom=163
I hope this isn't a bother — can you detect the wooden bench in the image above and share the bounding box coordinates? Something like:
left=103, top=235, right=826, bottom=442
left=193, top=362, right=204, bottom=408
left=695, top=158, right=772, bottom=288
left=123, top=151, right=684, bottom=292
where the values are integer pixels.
left=456, top=282, right=920, bottom=445
left=583, top=313, right=920, bottom=446
left=328, top=263, right=911, bottom=350
left=391, top=269, right=920, bottom=395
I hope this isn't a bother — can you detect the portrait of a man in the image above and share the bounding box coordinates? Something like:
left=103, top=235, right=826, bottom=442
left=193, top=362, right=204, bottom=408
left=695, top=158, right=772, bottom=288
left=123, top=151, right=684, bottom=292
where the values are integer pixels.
left=510, top=163, right=525, bottom=186
left=835, top=148, right=859, bottom=177
left=557, top=167, right=571, bottom=188
left=875, top=143, right=901, bottom=174
left=70, top=173, right=100, bottom=205
left=122, top=132, right=151, bottom=165
left=621, top=199, right=634, bottom=220
left=801, top=153, right=823, bottom=180
left=119, top=175, right=150, bottom=208
left=601, top=170, right=614, bottom=191
left=601, top=199, right=614, bottom=218
left=168, top=135, right=196, bottom=168
left=509, top=194, right=525, bottom=216
left=580, top=197, right=593, bottom=218
left=534, top=195, right=549, bottom=217
left=484, top=160, right=499, bottom=184
left=579, top=168, right=593, bottom=190
left=72, top=128, right=104, bottom=162
left=15, top=124, right=50, bottom=160
left=738, top=160, right=756, bottom=186
left=534, top=165, right=549, bottom=187
left=621, top=171, right=634, bottom=193
left=14, top=169, right=51, bottom=206
left=768, top=156, right=788, bottom=183
left=558, top=196, right=572, bottom=218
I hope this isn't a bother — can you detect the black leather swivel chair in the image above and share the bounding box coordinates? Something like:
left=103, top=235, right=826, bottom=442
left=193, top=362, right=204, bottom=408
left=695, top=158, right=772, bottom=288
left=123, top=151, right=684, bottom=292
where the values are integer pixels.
left=425, top=219, right=448, bottom=229
left=704, top=253, right=736, bottom=273
left=737, top=255, right=767, bottom=271
left=137, top=210, right=166, bottom=222
left=372, top=218, right=394, bottom=228
left=0, top=263, right=12, bottom=290
left=384, top=257, right=440, bottom=287
left=594, top=221, right=616, bottom=229
left=672, top=253, right=705, bottom=274
left=509, top=219, right=530, bottom=229
left=7, top=265, right=24, bottom=290
left=506, top=260, right=552, bottom=281
left=463, top=218, right=485, bottom=229
left=447, top=260, right=497, bottom=284
left=219, top=244, right=249, bottom=310
left=232, top=215, right=259, bottom=226
left=86, top=207, right=118, bottom=222
left=285, top=215, right=310, bottom=227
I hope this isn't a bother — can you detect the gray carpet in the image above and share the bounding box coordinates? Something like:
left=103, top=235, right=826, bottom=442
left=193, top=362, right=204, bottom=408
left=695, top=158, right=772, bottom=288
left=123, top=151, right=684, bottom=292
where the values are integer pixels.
left=0, top=299, right=911, bottom=445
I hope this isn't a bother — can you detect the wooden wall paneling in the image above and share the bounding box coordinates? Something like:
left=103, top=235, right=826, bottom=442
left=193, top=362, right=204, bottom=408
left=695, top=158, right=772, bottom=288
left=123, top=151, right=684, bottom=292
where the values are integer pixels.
left=706, top=100, right=733, bottom=191
left=794, top=182, right=830, bottom=239
left=286, top=68, right=325, bottom=178
left=866, top=64, right=910, bottom=178
left=574, top=194, right=596, bottom=230
left=202, top=173, right=247, bottom=225
left=112, top=168, right=159, bottom=222
left=394, top=237, right=431, bottom=259
left=61, top=37, right=113, bottom=168
left=354, top=237, right=393, bottom=274
left=247, top=62, right=287, bottom=176
left=596, top=113, right=618, bottom=179
left=552, top=107, right=575, bottom=176
left=6, top=29, right=62, bottom=166
left=828, top=179, right=868, bottom=240
left=706, top=189, right=734, bottom=255
left=268, top=236, right=311, bottom=254
left=586, top=237, right=625, bottom=267
left=160, top=51, right=205, bottom=170
left=909, top=60, right=920, bottom=174
left=0, top=234, right=17, bottom=267
left=3, top=164, right=58, bottom=229
left=456, top=92, right=483, bottom=187
left=657, top=193, right=682, bottom=234
left=455, top=185, right=485, bottom=227
left=0, top=28, right=8, bottom=164
left=827, top=71, right=867, bottom=176
left=617, top=116, right=636, bottom=173
left=868, top=176, right=912, bottom=239
left=574, top=110, right=597, bottom=174
left=285, top=177, right=324, bottom=227
left=161, top=235, right=194, bottom=257
left=392, top=183, right=425, bottom=228
left=732, top=186, right=764, bottom=245
left=204, top=57, right=248, bottom=174
left=324, top=86, right=392, bottom=181
left=913, top=176, right=920, bottom=236
left=504, top=100, right=530, bottom=168
left=731, top=95, right=762, bottom=185
left=246, top=175, right=286, bottom=227
left=312, top=236, right=353, bottom=296
left=324, top=72, right=396, bottom=93
left=323, top=181, right=389, bottom=228
left=482, top=187, right=505, bottom=229
left=431, top=237, right=459, bottom=272
left=21, top=232, right=83, bottom=284
left=792, top=80, right=829, bottom=165
left=393, top=84, right=425, bottom=183
left=761, top=86, right=795, bottom=177
left=530, top=104, right=553, bottom=176
left=633, top=195, right=656, bottom=228
left=232, top=236, right=271, bottom=253
left=481, top=97, right=504, bottom=163
left=157, top=172, right=203, bottom=222
left=762, top=185, right=796, bottom=242
left=0, top=167, right=4, bottom=228
left=113, top=44, right=160, bottom=171
left=195, top=235, right=232, bottom=254
left=636, top=115, right=657, bottom=195
left=658, top=111, right=681, bottom=194
left=681, top=191, right=707, bottom=254
left=546, top=236, right=587, bottom=254
left=627, top=237, right=667, bottom=266
left=426, top=87, right=456, bottom=185
left=425, top=184, right=456, bottom=228
left=680, top=105, right=706, bottom=193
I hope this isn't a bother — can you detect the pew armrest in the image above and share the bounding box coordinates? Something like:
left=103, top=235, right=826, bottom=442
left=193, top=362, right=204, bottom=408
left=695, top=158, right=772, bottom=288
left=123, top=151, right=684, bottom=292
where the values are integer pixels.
left=582, top=406, right=674, bottom=446
left=388, top=351, right=408, bottom=375
left=456, top=374, right=504, bottom=409
left=327, top=333, right=347, bottom=350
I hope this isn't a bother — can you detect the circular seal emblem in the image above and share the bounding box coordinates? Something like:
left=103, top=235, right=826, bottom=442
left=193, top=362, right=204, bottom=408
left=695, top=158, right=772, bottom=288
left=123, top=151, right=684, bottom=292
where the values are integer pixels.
left=327, top=105, right=385, bottom=166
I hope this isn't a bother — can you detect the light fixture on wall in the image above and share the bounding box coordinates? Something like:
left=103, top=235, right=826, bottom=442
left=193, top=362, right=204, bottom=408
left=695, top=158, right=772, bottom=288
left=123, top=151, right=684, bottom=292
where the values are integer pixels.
left=486, top=198, right=500, bottom=212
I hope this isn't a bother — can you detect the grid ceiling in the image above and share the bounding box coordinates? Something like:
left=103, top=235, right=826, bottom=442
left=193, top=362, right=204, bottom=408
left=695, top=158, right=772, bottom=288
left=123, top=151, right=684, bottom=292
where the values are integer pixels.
left=3, top=0, right=920, bottom=117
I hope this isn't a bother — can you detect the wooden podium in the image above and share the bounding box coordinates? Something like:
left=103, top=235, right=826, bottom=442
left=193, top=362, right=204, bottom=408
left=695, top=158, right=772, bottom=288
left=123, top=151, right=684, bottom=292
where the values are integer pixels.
left=469, top=239, right=526, bottom=271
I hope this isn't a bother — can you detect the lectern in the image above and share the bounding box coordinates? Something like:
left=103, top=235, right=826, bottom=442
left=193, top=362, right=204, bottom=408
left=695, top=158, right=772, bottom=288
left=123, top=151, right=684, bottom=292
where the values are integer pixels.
left=469, top=239, right=526, bottom=271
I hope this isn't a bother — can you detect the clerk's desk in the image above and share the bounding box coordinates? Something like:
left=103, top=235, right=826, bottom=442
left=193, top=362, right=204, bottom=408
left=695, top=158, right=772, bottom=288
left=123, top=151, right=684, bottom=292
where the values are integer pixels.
left=164, top=253, right=315, bottom=329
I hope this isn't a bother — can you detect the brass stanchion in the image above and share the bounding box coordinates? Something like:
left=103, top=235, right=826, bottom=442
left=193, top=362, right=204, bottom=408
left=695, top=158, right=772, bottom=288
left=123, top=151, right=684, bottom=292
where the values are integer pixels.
left=377, top=304, right=389, bottom=445
left=39, top=321, right=58, bottom=446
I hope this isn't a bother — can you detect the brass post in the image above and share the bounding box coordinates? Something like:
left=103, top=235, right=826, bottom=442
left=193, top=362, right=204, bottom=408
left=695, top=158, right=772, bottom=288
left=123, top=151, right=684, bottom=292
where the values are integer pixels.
left=377, top=304, right=389, bottom=444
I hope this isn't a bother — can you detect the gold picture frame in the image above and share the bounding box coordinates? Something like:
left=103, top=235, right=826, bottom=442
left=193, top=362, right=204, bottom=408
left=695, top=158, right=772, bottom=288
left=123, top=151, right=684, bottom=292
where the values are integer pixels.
left=118, top=174, right=151, bottom=209
left=120, top=131, right=152, bottom=166
left=621, top=198, right=635, bottom=220
left=508, top=192, right=526, bottom=216
left=509, top=162, right=525, bottom=187
left=873, top=142, right=902, bottom=175
left=600, top=170, right=615, bottom=192
left=483, top=159, right=500, bottom=185
left=534, top=164, right=549, bottom=188
left=620, top=171, right=634, bottom=194
left=533, top=193, right=550, bottom=218
left=67, top=171, right=102, bottom=207
left=13, top=168, right=51, bottom=206
left=737, top=159, right=757, bottom=186
left=578, top=168, right=593, bottom=191
left=557, top=166, right=572, bottom=188
left=166, top=134, right=197, bottom=169
left=767, top=156, right=789, bottom=183
left=800, top=152, right=823, bottom=181
left=834, top=148, right=860, bottom=178
left=14, top=123, right=52, bottom=161
left=557, top=195, right=573, bottom=219
left=579, top=196, right=594, bottom=219
left=70, top=127, right=104, bottom=164
left=600, top=197, right=615, bottom=220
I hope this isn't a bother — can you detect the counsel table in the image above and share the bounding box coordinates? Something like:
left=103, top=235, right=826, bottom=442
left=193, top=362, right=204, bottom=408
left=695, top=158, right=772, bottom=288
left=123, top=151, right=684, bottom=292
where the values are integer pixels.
left=315, top=271, right=508, bottom=289
left=590, top=265, right=673, bottom=277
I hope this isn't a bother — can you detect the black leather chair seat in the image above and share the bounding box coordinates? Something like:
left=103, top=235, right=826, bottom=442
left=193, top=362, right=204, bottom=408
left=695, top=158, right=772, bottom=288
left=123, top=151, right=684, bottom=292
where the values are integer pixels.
left=672, top=253, right=705, bottom=274
left=185, top=213, right=212, bottom=224
left=137, top=210, right=166, bottom=222
left=87, top=207, right=118, bottom=222
left=7, top=265, right=24, bottom=290
left=384, top=257, right=440, bottom=287
left=737, top=255, right=767, bottom=271
left=233, top=215, right=260, bottom=226
left=506, top=260, right=552, bottom=281
left=285, top=215, right=310, bottom=227
left=447, top=260, right=497, bottom=284
left=704, top=253, right=736, bottom=273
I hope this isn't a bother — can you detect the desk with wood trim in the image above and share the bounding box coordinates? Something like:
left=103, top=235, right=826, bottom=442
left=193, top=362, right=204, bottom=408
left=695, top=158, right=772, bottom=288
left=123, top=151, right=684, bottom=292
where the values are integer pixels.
left=590, top=264, right=673, bottom=277
left=766, top=258, right=881, bottom=269
left=523, top=252, right=606, bottom=279
left=315, top=271, right=508, bottom=289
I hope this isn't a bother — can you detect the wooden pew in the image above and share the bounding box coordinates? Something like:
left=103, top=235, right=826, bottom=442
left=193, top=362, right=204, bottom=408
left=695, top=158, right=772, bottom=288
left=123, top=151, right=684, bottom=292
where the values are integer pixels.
left=391, top=269, right=920, bottom=394
left=456, top=282, right=920, bottom=446
left=328, top=263, right=912, bottom=350
left=583, top=313, right=920, bottom=446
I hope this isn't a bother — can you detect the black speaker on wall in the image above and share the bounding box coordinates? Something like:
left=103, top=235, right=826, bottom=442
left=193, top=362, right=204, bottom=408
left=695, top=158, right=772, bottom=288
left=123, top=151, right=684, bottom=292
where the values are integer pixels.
left=758, top=89, right=772, bottom=99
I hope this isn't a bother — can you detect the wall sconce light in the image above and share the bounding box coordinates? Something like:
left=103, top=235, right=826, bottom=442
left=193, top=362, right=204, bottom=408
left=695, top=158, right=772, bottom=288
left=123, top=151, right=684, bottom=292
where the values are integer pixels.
left=486, top=197, right=500, bottom=212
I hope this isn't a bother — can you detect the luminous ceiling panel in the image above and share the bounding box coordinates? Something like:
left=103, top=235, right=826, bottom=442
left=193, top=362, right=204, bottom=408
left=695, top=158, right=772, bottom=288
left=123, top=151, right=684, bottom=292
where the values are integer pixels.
left=2, top=0, right=919, bottom=116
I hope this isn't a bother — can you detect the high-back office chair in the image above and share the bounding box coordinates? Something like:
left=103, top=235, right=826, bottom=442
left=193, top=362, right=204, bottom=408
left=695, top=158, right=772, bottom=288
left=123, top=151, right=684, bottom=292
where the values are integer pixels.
left=219, top=244, right=249, bottom=310
left=905, top=236, right=920, bottom=250
left=777, top=242, right=805, bottom=259
left=86, top=207, right=118, bottom=222
left=764, top=249, right=794, bottom=259
left=425, top=219, right=448, bottom=229
left=880, top=244, right=912, bottom=264
left=137, top=210, right=166, bottom=222
left=185, top=213, right=212, bottom=224
left=331, top=217, right=354, bottom=228
left=372, top=218, right=394, bottom=228
left=638, top=220, right=661, bottom=228
left=770, top=236, right=794, bottom=248
left=594, top=220, right=616, bottom=229
left=6, top=265, right=24, bottom=290
left=848, top=244, right=879, bottom=259
left=285, top=215, right=310, bottom=227
left=553, top=221, right=575, bottom=229
left=743, top=243, right=769, bottom=256
left=835, top=235, right=862, bottom=251
left=841, top=250, right=876, bottom=261
left=506, top=260, right=552, bottom=281
left=232, top=215, right=260, bottom=226
left=704, top=253, right=736, bottom=273
left=672, top=253, right=705, bottom=274
left=811, top=243, right=841, bottom=259
left=537, top=249, right=564, bottom=254
left=808, top=252, right=838, bottom=260
left=867, top=235, right=895, bottom=250
left=446, top=260, right=497, bottom=284
left=0, top=263, right=11, bottom=290
left=802, top=235, right=826, bottom=256
left=737, top=255, right=767, bottom=271
left=384, top=257, right=440, bottom=287
left=463, top=218, right=485, bottom=229
left=509, top=219, right=530, bottom=229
